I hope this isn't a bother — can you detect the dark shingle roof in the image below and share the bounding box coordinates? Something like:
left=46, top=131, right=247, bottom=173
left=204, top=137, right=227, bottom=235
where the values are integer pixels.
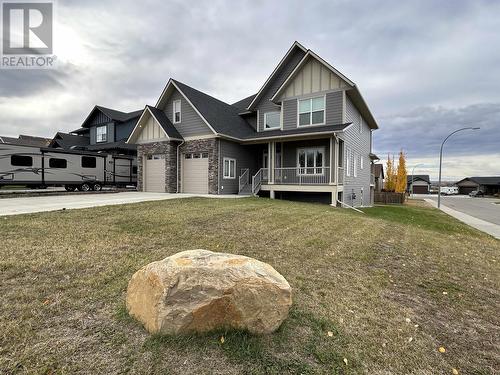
left=70, top=128, right=89, bottom=135
left=0, top=135, right=51, bottom=147
left=146, top=106, right=183, bottom=140
left=407, top=175, right=430, bottom=184
left=86, top=140, right=137, bottom=151
left=96, top=106, right=143, bottom=122
left=240, top=123, right=352, bottom=140
left=50, top=132, right=90, bottom=149
left=173, top=80, right=256, bottom=139
left=465, top=176, right=500, bottom=186
left=232, top=94, right=257, bottom=111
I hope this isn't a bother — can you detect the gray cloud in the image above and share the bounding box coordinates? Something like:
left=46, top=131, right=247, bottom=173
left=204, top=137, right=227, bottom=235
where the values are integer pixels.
left=0, top=0, right=499, bottom=177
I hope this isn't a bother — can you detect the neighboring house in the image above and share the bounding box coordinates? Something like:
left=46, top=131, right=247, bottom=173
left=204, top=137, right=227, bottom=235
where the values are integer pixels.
left=455, top=177, right=500, bottom=195
left=50, top=105, right=142, bottom=156
left=407, top=175, right=431, bottom=194
left=127, top=41, right=379, bottom=207
left=0, top=134, right=51, bottom=147
left=372, top=163, right=384, bottom=192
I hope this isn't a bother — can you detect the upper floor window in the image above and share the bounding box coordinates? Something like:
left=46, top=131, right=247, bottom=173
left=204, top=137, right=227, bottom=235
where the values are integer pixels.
left=96, top=125, right=107, bottom=143
left=173, top=100, right=181, bottom=123
left=298, top=96, right=325, bottom=126
left=264, top=112, right=281, bottom=130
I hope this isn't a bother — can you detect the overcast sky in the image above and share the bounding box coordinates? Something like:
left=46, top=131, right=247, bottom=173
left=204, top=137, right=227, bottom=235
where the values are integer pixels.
left=1, top=0, right=499, bottom=180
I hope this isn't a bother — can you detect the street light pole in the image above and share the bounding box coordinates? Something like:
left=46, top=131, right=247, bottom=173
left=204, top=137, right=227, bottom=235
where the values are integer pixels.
left=410, top=164, right=423, bottom=197
left=438, top=127, right=480, bottom=208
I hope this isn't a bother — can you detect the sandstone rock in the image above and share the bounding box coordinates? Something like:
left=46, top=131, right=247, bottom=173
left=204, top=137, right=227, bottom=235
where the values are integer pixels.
left=126, top=249, right=292, bottom=335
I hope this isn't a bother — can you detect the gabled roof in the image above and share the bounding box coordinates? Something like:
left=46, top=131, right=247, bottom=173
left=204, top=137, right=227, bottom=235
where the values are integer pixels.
left=407, top=175, right=430, bottom=184
left=126, top=105, right=183, bottom=144
left=49, top=132, right=89, bottom=149
left=81, top=105, right=142, bottom=128
left=232, top=94, right=257, bottom=112
left=70, top=127, right=89, bottom=135
left=246, top=41, right=307, bottom=110
left=456, top=176, right=500, bottom=186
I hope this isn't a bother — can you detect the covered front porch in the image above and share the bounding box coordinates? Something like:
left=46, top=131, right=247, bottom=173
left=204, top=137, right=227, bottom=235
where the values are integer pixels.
left=247, top=136, right=345, bottom=205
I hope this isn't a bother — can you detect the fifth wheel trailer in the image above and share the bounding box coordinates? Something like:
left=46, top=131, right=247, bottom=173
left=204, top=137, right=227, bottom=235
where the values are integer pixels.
left=0, top=142, right=137, bottom=191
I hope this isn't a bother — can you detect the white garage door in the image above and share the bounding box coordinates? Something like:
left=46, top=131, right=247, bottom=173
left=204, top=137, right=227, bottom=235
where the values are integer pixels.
left=144, top=155, right=165, bottom=192
left=182, top=152, right=209, bottom=194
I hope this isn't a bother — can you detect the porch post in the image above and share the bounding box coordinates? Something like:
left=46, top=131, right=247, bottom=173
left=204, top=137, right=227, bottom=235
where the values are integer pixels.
left=269, top=141, right=275, bottom=184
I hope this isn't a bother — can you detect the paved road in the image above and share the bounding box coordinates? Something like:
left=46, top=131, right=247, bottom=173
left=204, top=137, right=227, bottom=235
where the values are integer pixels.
left=424, top=195, right=500, bottom=225
left=0, top=192, right=244, bottom=216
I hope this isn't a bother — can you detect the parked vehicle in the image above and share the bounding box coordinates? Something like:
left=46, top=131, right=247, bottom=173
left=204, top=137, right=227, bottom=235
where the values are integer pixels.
left=0, top=142, right=136, bottom=191
left=440, top=186, right=459, bottom=195
left=469, top=190, right=484, bottom=197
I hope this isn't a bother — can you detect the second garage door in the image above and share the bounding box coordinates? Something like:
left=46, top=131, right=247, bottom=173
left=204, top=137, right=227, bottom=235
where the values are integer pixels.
left=144, top=155, right=165, bottom=192
left=182, top=153, right=209, bottom=194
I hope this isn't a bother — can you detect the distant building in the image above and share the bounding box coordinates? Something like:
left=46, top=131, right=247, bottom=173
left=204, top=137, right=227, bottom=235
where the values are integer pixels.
left=371, top=163, right=384, bottom=192
left=0, top=134, right=51, bottom=147
left=455, top=177, right=500, bottom=195
left=407, top=175, right=431, bottom=194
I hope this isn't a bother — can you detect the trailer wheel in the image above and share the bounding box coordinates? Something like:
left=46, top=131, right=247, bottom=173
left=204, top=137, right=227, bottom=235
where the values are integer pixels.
left=65, top=185, right=76, bottom=192
left=92, top=183, right=102, bottom=191
left=79, top=183, right=91, bottom=192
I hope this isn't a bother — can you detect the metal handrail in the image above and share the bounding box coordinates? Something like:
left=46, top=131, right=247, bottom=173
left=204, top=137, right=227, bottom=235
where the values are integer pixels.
left=273, top=167, right=330, bottom=185
left=251, top=168, right=268, bottom=195
left=238, top=168, right=249, bottom=193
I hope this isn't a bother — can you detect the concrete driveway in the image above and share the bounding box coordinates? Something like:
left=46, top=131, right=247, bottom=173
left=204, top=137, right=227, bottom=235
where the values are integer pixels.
left=421, top=195, right=500, bottom=239
left=0, top=192, right=245, bottom=216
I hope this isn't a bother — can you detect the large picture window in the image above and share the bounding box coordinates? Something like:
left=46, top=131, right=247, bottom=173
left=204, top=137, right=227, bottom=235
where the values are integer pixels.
left=297, top=147, right=325, bottom=175
left=96, top=125, right=107, bottom=143
left=11, top=155, right=32, bottom=167
left=223, top=157, right=236, bottom=179
left=264, top=112, right=280, bottom=130
left=173, top=100, right=181, bottom=123
left=298, top=96, right=325, bottom=126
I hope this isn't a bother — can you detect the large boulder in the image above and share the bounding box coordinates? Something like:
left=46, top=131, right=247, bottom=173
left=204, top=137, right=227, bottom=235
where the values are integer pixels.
left=126, top=249, right=292, bottom=335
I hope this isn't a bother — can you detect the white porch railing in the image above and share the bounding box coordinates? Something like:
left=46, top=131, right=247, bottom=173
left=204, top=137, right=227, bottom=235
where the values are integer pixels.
left=252, top=168, right=268, bottom=195
left=274, top=167, right=330, bottom=185
left=238, top=168, right=249, bottom=193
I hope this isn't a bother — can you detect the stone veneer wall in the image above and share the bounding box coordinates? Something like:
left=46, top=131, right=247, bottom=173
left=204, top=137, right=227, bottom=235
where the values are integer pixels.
left=137, top=141, right=178, bottom=192
left=137, top=138, right=219, bottom=194
left=179, top=138, right=219, bottom=194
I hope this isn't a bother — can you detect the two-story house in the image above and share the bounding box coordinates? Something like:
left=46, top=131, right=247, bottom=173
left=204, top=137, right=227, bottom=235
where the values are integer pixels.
left=127, top=42, right=379, bottom=207
left=49, top=105, right=142, bottom=156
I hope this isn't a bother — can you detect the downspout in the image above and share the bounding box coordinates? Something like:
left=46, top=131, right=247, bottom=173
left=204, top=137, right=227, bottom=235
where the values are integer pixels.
left=176, top=140, right=185, bottom=193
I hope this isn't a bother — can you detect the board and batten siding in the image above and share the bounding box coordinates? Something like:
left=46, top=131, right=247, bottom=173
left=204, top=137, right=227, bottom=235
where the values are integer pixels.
left=218, top=139, right=259, bottom=194
left=254, top=47, right=306, bottom=132
left=282, top=91, right=344, bottom=131
left=136, top=115, right=169, bottom=143
left=339, top=95, right=372, bottom=207
left=163, top=89, right=213, bottom=138
left=278, top=57, right=350, bottom=100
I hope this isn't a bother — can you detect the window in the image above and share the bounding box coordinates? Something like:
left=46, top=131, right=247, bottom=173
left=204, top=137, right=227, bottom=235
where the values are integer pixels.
left=360, top=155, right=364, bottom=170
left=338, top=140, right=344, bottom=168
left=297, top=147, right=325, bottom=175
left=81, top=156, right=96, bottom=168
left=147, top=154, right=163, bottom=160
left=11, top=155, right=32, bottom=166
left=201, top=153, right=209, bottom=158
left=223, top=157, right=236, bottom=179
left=353, top=153, right=358, bottom=177
left=96, top=125, right=107, bottom=143
left=49, top=158, right=67, bottom=169
left=298, top=96, right=325, bottom=126
left=173, top=100, right=181, bottom=123
left=264, top=112, right=280, bottom=130
left=185, top=153, right=192, bottom=159
left=346, top=149, right=351, bottom=176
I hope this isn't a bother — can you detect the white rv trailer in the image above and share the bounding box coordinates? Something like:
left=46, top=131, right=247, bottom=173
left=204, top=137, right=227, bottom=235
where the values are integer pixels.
left=0, top=142, right=136, bottom=191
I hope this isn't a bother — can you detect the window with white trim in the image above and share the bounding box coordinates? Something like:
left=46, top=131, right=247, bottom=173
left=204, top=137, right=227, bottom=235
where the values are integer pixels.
left=360, top=155, right=364, bottom=169
left=96, top=125, right=107, bottom=143
left=297, top=147, right=325, bottom=175
left=173, top=100, right=181, bottom=123
left=346, top=148, right=351, bottom=176
left=223, top=157, right=236, bottom=179
left=353, top=152, right=358, bottom=177
left=298, top=96, right=325, bottom=126
left=264, top=112, right=281, bottom=130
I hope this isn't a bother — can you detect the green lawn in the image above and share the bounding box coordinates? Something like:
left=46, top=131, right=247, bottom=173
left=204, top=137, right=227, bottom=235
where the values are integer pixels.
left=0, top=198, right=498, bottom=374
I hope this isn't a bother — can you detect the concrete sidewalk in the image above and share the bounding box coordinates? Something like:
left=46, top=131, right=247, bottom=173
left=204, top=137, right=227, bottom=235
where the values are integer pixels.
left=425, top=199, right=500, bottom=239
left=0, top=192, right=246, bottom=216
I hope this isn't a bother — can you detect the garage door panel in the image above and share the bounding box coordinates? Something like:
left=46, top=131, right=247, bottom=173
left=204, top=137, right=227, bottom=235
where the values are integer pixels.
left=182, top=154, right=208, bottom=194
left=145, top=158, right=165, bottom=192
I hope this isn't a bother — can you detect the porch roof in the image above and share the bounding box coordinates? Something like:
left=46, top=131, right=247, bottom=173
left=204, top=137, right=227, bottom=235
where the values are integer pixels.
left=238, top=123, right=352, bottom=143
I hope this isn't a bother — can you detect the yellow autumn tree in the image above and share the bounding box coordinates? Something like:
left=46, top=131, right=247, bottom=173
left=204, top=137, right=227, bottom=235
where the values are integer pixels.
left=385, top=153, right=395, bottom=191
left=395, top=150, right=407, bottom=193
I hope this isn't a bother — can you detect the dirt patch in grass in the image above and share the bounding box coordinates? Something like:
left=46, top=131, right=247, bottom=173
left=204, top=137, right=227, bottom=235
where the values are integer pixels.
left=0, top=197, right=499, bottom=374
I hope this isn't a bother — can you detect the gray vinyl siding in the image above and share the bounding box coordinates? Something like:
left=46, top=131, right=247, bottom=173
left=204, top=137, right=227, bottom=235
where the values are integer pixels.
left=282, top=90, right=344, bottom=131
left=164, top=89, right=213, bottom=138
left=254, top=48, right=306, bottom=132
left=340, top=95, right=372, bottom=207
left=218, top=139, right=259, bottom=194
